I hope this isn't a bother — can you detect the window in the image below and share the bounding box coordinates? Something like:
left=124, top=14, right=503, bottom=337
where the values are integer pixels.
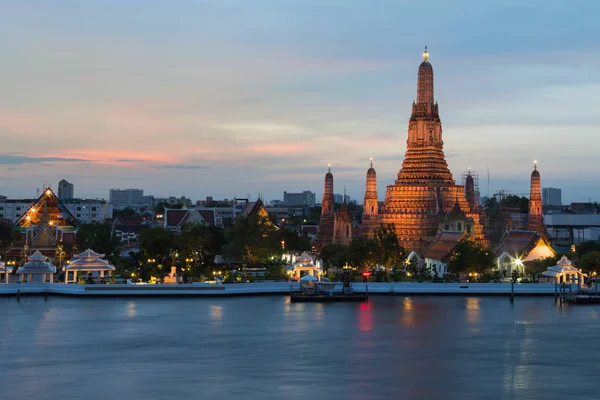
left=16, top=207, right=21, bottom=211
left=91, top=213, right=97, bottom=217
left=76, top=206, right=81, bottom=211
left=76, top=214, right=81, bottom=218
left=16, top=213, right=21, bottom=217
left=92, top=207, right=97, bottom=211
left=444, top=224, right=449, bottom=231
left=457, top=223, right=462, bottom=231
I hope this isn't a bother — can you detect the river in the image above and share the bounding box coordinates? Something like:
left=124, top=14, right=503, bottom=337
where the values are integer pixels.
left=1, top=296, right=598, bottom=400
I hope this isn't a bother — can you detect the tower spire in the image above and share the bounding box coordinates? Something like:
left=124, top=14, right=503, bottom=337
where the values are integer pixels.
left=423, top=45, right=429, bottom=61
left=417, top=46, right=434, bottom=104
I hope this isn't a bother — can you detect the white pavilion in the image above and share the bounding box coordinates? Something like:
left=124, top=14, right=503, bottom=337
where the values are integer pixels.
left=16, top=250, right=57, bottom=283
left=65, top=249, right=115, bottom=283
left=286, top=251, right=323, bottom=281
left=1, top=258, right=13, bottom=284
left=542, top=256, right=586, bottom=285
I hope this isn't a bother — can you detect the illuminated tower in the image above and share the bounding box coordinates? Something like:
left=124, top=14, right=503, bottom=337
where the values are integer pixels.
left=362, top=158, right=379, bottom=237
left=381, top=47, right=486, bottom=252
left=528, top=161, right=544, bottom=234
left=315, top=165, right=335, bottom=252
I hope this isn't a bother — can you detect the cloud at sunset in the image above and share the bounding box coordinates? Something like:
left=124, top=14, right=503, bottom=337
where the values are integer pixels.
left=0, top=1, right=598, bottom=203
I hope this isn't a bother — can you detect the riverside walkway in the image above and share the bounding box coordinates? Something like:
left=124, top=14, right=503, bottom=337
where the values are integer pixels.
left=0, top=282, right=558, bottom=297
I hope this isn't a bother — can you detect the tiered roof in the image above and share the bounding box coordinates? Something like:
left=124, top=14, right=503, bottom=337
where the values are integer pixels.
left=423, top=232, right=465, bottom=261
left=494, top=230, right=555, bottom=261
left=16, top=250, right=57, bottom=274
left=66, top=248, right=115, bottom=272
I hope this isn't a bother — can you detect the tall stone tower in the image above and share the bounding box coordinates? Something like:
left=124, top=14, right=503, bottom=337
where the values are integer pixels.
left=333, top=195, right=353, bottom=246
left=315, top=165, right=335, bottom=252
left=381, top=47, right=485, bottom=252
left=362, top=158, right=379, bottom=237
left=528, top=161, right=544, bottom=234
left=465, top=170, right=476, bottom=211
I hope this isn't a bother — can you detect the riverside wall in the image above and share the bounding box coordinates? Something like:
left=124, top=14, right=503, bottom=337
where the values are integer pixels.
left=0, top=282, right=560, bottom=297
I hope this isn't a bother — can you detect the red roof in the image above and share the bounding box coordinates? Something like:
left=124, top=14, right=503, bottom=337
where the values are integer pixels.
left=166, top=210, right=188, bottom=226
left=494, top=230, right=539, bottom=256
left=423, top=232, right=464, bottom=261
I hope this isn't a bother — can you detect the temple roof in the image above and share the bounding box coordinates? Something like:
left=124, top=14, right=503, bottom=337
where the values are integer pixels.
left=240, top=199, right=269, bottom=218
left=164, top=208, right=216, bottom=227
left=73, top=248, right=105, bottom=259
left=494, top=230, right=555, bottom=260
left=13, top=187, right=79, bottom=232
left=17, top=250, right=57, bottom=274
left=66, top=257, right=115, bottom=272
left=423, top=232, right=464, bottom=261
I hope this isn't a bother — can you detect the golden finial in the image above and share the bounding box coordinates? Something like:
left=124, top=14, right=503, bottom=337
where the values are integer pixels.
left=423, top=45, right=429, bottom=61
left=328, top=163, right=331, bottom=173
left=370, top=157, right=373, bottom=168
left=534, top=160, right=537, bottom=170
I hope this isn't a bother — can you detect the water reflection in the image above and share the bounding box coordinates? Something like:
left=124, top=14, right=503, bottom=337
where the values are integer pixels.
left=127, top=301, right=136, bottom=317
left=210, top=305, right=223, bottom=321
left=465, top=297, right=481, bottom=324
left=358, top=301, right=372, bottom=331
left=400, top=297, right=414, bottom=327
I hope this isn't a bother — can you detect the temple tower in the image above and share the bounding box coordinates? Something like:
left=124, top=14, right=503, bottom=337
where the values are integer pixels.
left=333, top=194, right=353, bottom=246
left=381, top=47, right=486, bottom=252
left=465, top=170, right=476, bottom=211
left=315, top=165, right=335, bottom=252
left=362, top=158, right=379, bottom=237
left=528, top=161, right=544, bottom=234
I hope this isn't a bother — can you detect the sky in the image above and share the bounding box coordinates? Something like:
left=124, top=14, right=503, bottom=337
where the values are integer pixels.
left=0, top=0, right=598, bottom=204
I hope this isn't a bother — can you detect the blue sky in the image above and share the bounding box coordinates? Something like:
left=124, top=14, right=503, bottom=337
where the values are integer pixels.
left=0, top=0, right=598, bottom=203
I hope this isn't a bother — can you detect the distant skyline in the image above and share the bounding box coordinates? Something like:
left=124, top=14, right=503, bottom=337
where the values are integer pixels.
left=0, top=1, right=598, bottom=204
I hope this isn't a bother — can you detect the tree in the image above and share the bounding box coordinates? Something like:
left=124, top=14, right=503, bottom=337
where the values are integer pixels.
left=578, top=251, right=600, bottom=274
left=221, top=215, right=280, bottom=265
left=113, top=207, right=138, bottom=218
left=346, top=236, right=378, bottom=271
left=373, top=225, right=405, bottom=276
left=176, top=223, right=226, bottom=275
left=279, top=229, right=311, bottom=253
left=139, top=227, right=175, bottom=260
left=0, top=220, right=14, bottom=257
left=319, top=243, right=348, bottom=269
left=576, top=241, right=600, bottom=257
left=447, top=240, right=495, bottom=279
left=76, top=223, right=120, bottom=258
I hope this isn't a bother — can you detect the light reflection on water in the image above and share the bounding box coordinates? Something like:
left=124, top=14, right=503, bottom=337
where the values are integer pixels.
left=1, top=296, right=599, bottom=400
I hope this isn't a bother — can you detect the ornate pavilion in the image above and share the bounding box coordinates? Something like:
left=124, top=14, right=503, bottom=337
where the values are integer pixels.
left=9, top=187, right=79, bottom=261
left=65, top=249, right=115, bottom=283
left=16, top=250, right=57, bottom=283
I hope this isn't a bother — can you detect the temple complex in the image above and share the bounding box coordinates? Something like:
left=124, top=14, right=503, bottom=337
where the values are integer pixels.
left=9, top=187, right=79, bottom=260
left=361, top=159, right=380, bottom=237
left=378, top=47, right=486, bottom=253
left=528, top=161, right=544, bottom=234
left=65, top=248, right=115, bottom=283
left=333, top=195, right=353, bottom=246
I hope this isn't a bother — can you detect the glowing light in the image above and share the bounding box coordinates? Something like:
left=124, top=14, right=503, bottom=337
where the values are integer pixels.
left=423, top=45, right=429, bottom=61
left=45, top=189, right=51, bottom=196
left=26, top=216, right=31, bottom=221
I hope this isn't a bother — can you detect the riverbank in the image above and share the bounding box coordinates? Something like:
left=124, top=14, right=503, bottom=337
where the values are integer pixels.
left=0, top=282, right=561, bottom=297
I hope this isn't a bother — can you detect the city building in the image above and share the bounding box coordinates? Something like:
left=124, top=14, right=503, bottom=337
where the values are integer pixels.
left=543, top=214, right=600, bottom=247
left=109, top=189, right=149, bottom=210
left=542, top=188, right=562, bottom=206
left=283, top=191, right=316, bottom=207
left=334, top=194, right=351, bottom=204
left=57, top=179, right=74, bottom=199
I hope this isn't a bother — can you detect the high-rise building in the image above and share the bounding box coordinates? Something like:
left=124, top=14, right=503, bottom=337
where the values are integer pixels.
left=57, top=179, right=74, bottom=200
left=542, top=187, right=562, bottom=206
left=283, top=190, right=316, bottom=207
left=109, top=189, right=146, bottom=209
left=334, top=194, right=351, bottom=204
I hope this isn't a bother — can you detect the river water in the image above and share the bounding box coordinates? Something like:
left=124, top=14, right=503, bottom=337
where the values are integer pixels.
left=1, top=296, right=598, bottom=400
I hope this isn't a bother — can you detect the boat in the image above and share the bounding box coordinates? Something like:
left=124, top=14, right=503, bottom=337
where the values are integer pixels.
left=289, top=274, right=367, bottom=303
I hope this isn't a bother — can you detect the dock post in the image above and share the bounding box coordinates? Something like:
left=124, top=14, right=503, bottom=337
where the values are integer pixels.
left=510, top=281, right=515, bottom=302
left=554, top=280, right=558, bottom=303
left=366, top=283, right=368, bottom=300
left=16, top=289, right=20, bottom=302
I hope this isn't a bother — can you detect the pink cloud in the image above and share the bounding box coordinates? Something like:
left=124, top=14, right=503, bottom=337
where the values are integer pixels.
left=250, top=142, right=311, bottom=155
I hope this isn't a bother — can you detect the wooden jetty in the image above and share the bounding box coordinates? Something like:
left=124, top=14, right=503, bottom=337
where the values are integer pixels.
left=289, top=280, right=368, bottom=303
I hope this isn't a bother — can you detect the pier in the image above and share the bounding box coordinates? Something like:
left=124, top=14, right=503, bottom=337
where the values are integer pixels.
left=0, top=282, right=561, bottom=298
